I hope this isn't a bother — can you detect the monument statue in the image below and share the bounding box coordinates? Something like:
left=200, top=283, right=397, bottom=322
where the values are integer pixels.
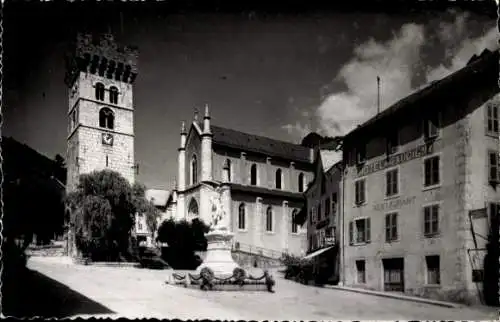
left=196, top=186, right=239, bottom=276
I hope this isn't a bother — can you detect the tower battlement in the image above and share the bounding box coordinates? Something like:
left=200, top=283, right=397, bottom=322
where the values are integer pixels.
left=65, top=33, right=139, bottom=87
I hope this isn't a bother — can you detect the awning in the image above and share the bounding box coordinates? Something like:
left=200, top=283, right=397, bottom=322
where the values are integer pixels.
left=303, top=246, right=334, bottom=260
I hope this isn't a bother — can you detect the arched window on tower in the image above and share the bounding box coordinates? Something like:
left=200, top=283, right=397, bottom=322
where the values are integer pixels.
left=266, top=206, right=273, bottom=232
left=226, top=159, right=232, bottom=182
left=276, top=169, right=282, bottom=190
left=298, top=173, right=305, bottom=192
left=238, top=203, right=246, bottom=230
left=99, top=107, right=115, bottom=129
left=250, top=164, right=257, bottom=186
left=191, top=155, right=198, bottom=185
left=95, top=82, right=105, bottom=101
left=109, top=86, right=119, bottom=104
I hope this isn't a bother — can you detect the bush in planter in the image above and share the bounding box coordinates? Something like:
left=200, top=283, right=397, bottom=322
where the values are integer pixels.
left=264, top=270, right=276, bottom=293
left=233, top=267, right=247, bottom=286
left=200, top=267, right=215, bottom=291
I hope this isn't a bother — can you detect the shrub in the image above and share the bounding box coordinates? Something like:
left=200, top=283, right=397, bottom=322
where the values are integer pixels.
left=233, top=267, right=247, bottom=286
left=200, top=267, right=215, bottom=290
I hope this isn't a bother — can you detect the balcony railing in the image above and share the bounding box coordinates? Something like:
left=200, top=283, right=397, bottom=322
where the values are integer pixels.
left=232, top=241, right=287, bottom=260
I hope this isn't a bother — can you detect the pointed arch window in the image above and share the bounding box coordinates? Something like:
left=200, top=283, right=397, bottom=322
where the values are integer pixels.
left=276, top=169, right=282, bottom=189
left=266, top=206, right=273, bottom=232
left=95, top=82, right=105, bottom=101
left=238, top=203, right=246, bottom=230
left=109, top=86, right=119, bottom=104
left=292, top=209, right=299, bottom=234
left=226, top=159, right=232, bottom=182
left=188, top=198, right=199, bottom=218
left=191, top=155, right=198, bottom=185
left=298, top=173, right=304, bottom=192
left=250, top=164, right=257, bottom=186
left=99, top=107, right=115, bottom=129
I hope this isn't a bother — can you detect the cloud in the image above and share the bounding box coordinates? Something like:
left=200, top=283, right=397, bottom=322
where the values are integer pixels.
left=314, top=11, right=497, bottom=137
left=281, top=122, right=312, bottom=141
left=316, top=23, right=425, bottom=137
left=426, top=25, right=498, bottom=82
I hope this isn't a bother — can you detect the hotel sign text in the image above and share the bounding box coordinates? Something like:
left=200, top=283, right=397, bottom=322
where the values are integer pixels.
left=356, top=143, right=434, bottom=177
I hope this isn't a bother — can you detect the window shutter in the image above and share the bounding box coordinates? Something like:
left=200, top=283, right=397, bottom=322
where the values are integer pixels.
left=349, top=221, right=353, bottom=245
left=497, top=152, right=500, bottom=182
left=365, top=218, right=371, bottom=243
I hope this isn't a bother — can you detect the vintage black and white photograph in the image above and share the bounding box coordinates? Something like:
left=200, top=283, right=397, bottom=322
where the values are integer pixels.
left=2, top=0, right=500, bottom=320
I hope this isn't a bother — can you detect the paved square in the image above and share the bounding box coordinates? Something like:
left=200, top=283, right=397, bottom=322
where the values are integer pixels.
left=22, top=257, right=499, bottom=320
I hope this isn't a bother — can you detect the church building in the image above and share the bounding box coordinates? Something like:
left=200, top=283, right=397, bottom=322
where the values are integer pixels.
left=167, top=106, right=314, bottom=257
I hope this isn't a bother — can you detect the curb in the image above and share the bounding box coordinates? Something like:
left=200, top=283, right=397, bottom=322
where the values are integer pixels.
left=324, top=285, right=461, bottom=308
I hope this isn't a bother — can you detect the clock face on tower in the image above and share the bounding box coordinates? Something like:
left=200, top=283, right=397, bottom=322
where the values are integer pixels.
left=102, top=133, right=114, bottom=146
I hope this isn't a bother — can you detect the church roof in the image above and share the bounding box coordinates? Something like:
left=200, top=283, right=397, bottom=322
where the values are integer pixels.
left=211, top=125, right=313, bottom=163
left=145, top=189, right=170, bottom=207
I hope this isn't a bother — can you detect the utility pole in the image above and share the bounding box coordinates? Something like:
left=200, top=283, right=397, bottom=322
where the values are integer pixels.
left=377, top=76, right=381, bottom=115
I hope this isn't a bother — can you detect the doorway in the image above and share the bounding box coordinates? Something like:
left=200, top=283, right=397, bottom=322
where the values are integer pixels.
left=383, top=258, right=405, bottom=292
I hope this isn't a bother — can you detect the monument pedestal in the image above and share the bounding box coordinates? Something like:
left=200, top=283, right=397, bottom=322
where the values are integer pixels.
left=196, top=228, right=239, bottom=276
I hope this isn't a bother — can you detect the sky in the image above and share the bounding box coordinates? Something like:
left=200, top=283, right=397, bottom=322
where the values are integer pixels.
left=3, top=3, right=498, bottom=191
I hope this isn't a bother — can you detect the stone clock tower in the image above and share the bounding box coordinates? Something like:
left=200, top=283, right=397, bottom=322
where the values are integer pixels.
left=64, top=33, right=139, bottom=257
left=65, top=33, right=139, bottom=192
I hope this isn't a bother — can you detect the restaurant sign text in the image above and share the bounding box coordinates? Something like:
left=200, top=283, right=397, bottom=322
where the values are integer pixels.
left=373, top=196, right=417, bottom=212
left=356, top=142, right=434, bottom=177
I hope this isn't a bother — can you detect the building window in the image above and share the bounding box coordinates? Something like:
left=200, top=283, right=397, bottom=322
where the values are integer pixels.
left=424, top=156, right=440, bottom=187
left=309, top=210, right=313, bottom=225
left=95, top=82, right=105, bottom=101
left=325, top=197, right=331, bottom=217
left=487, top=101, right=499, bottom=135
left=387, top=129, right=399, bottom=154
left=291, top=210, right=298, bottom=234
left=385, top=212, right=398, bottom=242
left=276, top=169, right=282, bottom=189
left=424, top=112, right=440, bottom=139
left=266, top=206, right=273, bottom=232
left=488, top=151, right=499, bottom=183
left=312, top=207, right=317, bottom=223
left=357, top=144, right=366, bottom=164
left=386, top=169, right=399, bottom=197
left=99, top=107, right=114, bottom=129
left=138, top=222, right=143, bottom=231
left=356, top=260, right=366, bottom=284
left=423, top=204, right=439, bottom=236
left=226, top=159, right=232, bottom=182
left=318, top=203, right=322, bottom=221
left=349, top=218, right=371, bottom=244
left=109, top=86, right=119, bottom=104
left=250, top=164, right=257, bottom=186
left=426, top=255, right=440, bottom=285
left=354, top=179, right=366, bottom=205
left=191, top=155, right=198, bottom=185
left=70, top=110, right=77, bottom=130
left=331, top=193, right=338, bottom=214
left=298, top=173, right=304, bottom=192
left=238, top=203, right=245, bottom=230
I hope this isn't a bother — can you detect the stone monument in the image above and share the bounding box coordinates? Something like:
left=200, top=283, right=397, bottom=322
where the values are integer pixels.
left=196, top=187, right=239, bottom=276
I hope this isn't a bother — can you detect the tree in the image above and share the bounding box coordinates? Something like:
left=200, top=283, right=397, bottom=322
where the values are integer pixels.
left=67, top=169, right=154, bottom=261
left=157, top=217, right=210, bottom=269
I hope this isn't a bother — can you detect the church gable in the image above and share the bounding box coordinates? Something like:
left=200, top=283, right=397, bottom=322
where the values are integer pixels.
left=185, top=123, right=202, bottom=187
